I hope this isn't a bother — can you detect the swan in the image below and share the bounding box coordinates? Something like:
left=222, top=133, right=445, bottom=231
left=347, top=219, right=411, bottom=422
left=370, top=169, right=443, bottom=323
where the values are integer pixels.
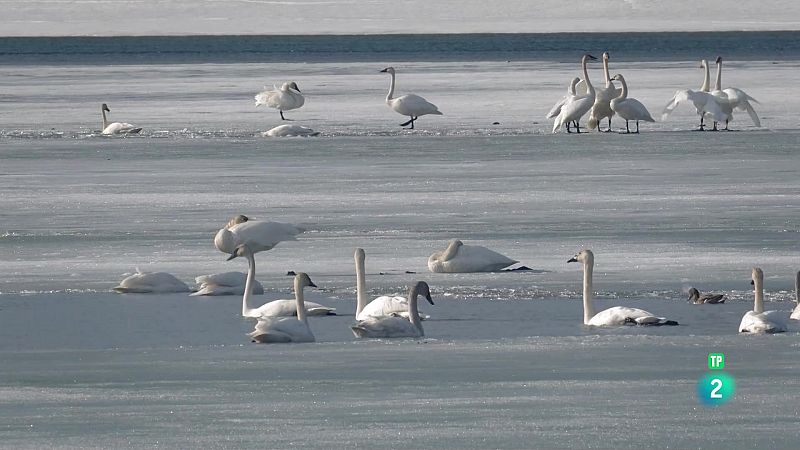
left=262, top=124, right=319, bottom=137
left=587, top=52, right=621, bottom=132
left=254, top=82, right=305, bottom=120
left=546, top=77, right=582, bottom=133
left=113, top=269, right=190, bottom=293
left=552, top=54, right=597, bottom=134
left=662, top=60, right=726, bottom=130
left=711, top=56, right=761, bottom=130
left=190, top=271, right=264, bottom=296
left=100, top=103, right=142, bottom=135
left=428, top=239, right=518, bottom=273
left=351, top=281, right=434, bottom=338
left=227, top=243, right=334, bottom=317
left=739, top=268, right=788, bottom=333
left=354, top=248, right=428, bottom=320
left=567, top=249, right=679, bottom=326
left=790, top=271, right=800, bottom=320
left=608, top=74, right=655, bottom=134
left=687, top=287, right=725, bottom=304
left=380, top=67, right=442, bottom=129
left=247, top=271, right=318, bottom=343
left=214, top=214, right=304, bottom=256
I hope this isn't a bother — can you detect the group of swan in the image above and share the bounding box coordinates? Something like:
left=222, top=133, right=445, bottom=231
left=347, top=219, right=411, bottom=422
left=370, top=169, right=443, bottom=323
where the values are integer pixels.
left=662, top=57, right=760, bottom=130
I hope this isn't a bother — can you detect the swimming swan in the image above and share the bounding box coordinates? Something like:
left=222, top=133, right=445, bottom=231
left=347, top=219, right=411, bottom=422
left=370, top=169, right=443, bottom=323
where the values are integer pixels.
left=547, top=77, right=582, bottom=133
left=587, top=52, right=621, bottom=132
left=790, top=271, right=800, bottom=320
left=227, top=244, right=335, bottom=317
left=609, top=74, right=655, bottom=134
left=380, top=67, right=442, bottom=129
left=262, top=124, right=319, bottom=137
left=113, top=269, right=190, bottom=293
left=687, top=287, right=725, bottom=304
left=190, top=271, right=264, bottom=296
left=567, top=249, right=679, bottom=326
left=354, top=248, right=428, bottom=320
left=552, top=54, right=597, bottom=134
left=247, top=271, right=318, bottom=343
left=351, top=281, right=434, bottom=338
left=428, top=239, right=518, bottom=273
left=711, top=57, right=761, bottom=130
left=101, top=103, right=142, bottom=135
left=739, top=267, right=788, bottom=333
left=662, top=60, right=726, bottom=130
left=214, top=214, right=304, bottom=256
left=255, top=82, right=305, bottom=120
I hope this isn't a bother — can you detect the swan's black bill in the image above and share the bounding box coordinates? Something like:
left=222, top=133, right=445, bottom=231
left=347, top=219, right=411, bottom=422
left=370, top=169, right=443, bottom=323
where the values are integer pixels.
left=379, top=68, right=388, bottom=73
left=425, top=294, right=434, bottom=305
left=309, top=281, right=318, bottom=288
left=226, top=253, right=238, bottom=261
left=750, top=280, right=755, bottom=285
left=567, top=257, right=578, bottom=263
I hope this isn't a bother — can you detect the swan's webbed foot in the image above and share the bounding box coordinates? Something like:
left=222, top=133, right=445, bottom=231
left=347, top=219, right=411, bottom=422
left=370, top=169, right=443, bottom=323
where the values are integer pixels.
left=400, top=117, right=417, bottom=129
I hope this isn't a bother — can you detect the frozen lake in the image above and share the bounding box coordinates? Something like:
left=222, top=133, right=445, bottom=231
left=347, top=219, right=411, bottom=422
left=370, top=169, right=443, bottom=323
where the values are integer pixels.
left=1, top=38, right=800, bottom=448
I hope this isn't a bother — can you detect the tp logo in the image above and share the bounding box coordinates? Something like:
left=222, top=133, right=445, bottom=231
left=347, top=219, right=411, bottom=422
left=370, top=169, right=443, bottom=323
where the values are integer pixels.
left=697, top=353, right=735, bottom=406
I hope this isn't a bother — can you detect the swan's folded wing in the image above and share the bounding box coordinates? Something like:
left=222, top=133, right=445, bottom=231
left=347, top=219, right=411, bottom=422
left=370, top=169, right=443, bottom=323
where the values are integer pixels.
left=546, top=96, right=567, bottom=119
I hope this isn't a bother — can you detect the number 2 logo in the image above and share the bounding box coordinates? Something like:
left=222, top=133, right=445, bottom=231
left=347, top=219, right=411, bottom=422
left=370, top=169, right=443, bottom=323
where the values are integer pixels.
left=710, top=378, right=723, bottom=399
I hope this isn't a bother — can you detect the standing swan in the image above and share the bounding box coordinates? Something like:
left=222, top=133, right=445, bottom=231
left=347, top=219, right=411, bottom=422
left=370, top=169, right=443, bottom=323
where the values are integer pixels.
left=428, top=239, right=518, bottom=273
left=354, top=248, right=428, bottom=320
left=609, top=74, right=655, bottom=134
left=552, top=54, right=597, bottom=134
left=567, top=249, right=678, bottom=326
left=100, top=103, right=142, bottom=135
left=712, top=57, right=761, bottom=130
left=587, top=52, right=620, bottom=132
left=546, top=77, right=582, bottom=133
left=662, top=60, right=726, bottom=130
left=380, top=67, right=442, bottom=129
left=214, top=214, right=304, bottom=256
left=255, top=82, right=305, bottom=120
left=790, top=271, right=800, bottom=320
left=351, top=281, right=434, bottom=338
left=739, top=267, right=788, bottom=333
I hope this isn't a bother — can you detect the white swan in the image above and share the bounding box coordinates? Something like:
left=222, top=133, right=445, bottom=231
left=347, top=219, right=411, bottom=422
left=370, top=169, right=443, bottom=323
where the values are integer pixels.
left=354, top=248, right=428, bottom=320
left=790, top=271, right=800, bottom=320
left=262, top=124, right=319, bottom=137
left=101, top=103, right=142, bottom=135
left=567, top=249, right=679, bottom=326
left=351, top=281, right=434, bottom=338
left=190, top=271, right=264, bottom=296
left=113, top=269, right=190, bottom=293
left=739, top=268, right=788, bottom=333
left=547, top=77, right=582, bottom=133
left=428, top=239, right=518, bottom=273
left=247, top=271, right=318, bottom=343
left=254, top=82, right=305, bottom=120
left=609, top=74, right=655, bottom=134
left=380, top=67, right=442, bottom=129
left=552, top=54, right=597, bottom=134
left=214, top=214, right=304, bottom=256
left=227, top=244, right=335, bottom=317
left=711, top=57, right=761, bottom=130
left=687, top=287, right=725, bottom=304
left=587, top=52, right=621, bottom=132
left=662, top=60, right=726, bottom=130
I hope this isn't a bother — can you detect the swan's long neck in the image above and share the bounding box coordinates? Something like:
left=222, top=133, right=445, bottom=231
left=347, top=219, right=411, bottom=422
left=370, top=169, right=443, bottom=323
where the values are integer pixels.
left=582, top=58, right=595, bottom=96
left=753, top=274, right=764, bottom=314
left=385, top=72, right=396, bottom=103
left=795, top=271, right=799, bottom=304
left=700, top=62, right=711, bottom=92
left=407, top=284, right=424, bottom=334
left=295, top=277, right=308, bottom=324
left=616, top=77, right=628, bottom=101
left=714, top=60, right=723, bottom=91
left=441, top=241, right=460, bottom=262
left=582, top=258, right=596, bottom=324
left=101, top=107, right=109, bottom=129
left=568, top=78, right=579, bottom=96
left=603, top=58, right=611, bottom=88
left=242, top=251, right=256, bottom=317
left=355, top=252, right=367, bottom=316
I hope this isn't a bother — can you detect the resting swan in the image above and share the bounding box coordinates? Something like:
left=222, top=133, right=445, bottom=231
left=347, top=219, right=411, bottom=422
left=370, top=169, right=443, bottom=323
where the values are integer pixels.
left=113, top=269, right=190, bottom=293
left=609, top=74, right=655, bottom=134
left=552, top=54, right=597, bottom=133
left=662, top=60, right=726, bottom=130
left=254, top=82, right=305, bottom=120
left=791, top=271, right=800, bottom=320
left=567, top=249, right=678, bottom=326
left=227, top=244, right=335, bottom=317
left=247, top=271, right=318, bottom=343
left=687, top=287, right=725, bottom=304
left=428, top=239, right=517, bottom=273
left=354, top=248, right=428, bottom=320
left=351, top=281, right=434, bottom=338
left=380, top=67, right=442, bottom=129
left=262, top=124, right=319, bottom=137
left=739, top=267, right=788, bottom=333
left=190, top=271, right=264, bottom=296
left=587, top=52, right=620, bottom=132
left=101, top=103, right=142, bottom=135
left=214, top=214, right=304, bottom=256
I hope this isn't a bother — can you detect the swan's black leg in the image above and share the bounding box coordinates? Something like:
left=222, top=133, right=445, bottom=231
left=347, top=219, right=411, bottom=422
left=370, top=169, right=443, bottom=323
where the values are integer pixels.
left=635, top=120, right=640, bottom=134
left=724, top=119, right=730, bottom=131
left=565, top=121, right=571, bottom=133
left=575, top=122, right=581, bottom=134
left=607, top=117, right=613, bottom=132
left=712, top=121, right=719, bottom=131
left=699, top=116, right=705, bottom=131
left=625, top=120, right=630, bottom=134
left=280, top=110, right=286, bottom=121
left=400, top=117, right=414, bottom=127
left=410, top=116, right=416, bottom=129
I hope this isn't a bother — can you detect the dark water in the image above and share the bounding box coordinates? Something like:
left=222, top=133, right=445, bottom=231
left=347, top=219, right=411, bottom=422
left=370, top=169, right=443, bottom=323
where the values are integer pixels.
left=1, top=31, right=799, bottom=65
